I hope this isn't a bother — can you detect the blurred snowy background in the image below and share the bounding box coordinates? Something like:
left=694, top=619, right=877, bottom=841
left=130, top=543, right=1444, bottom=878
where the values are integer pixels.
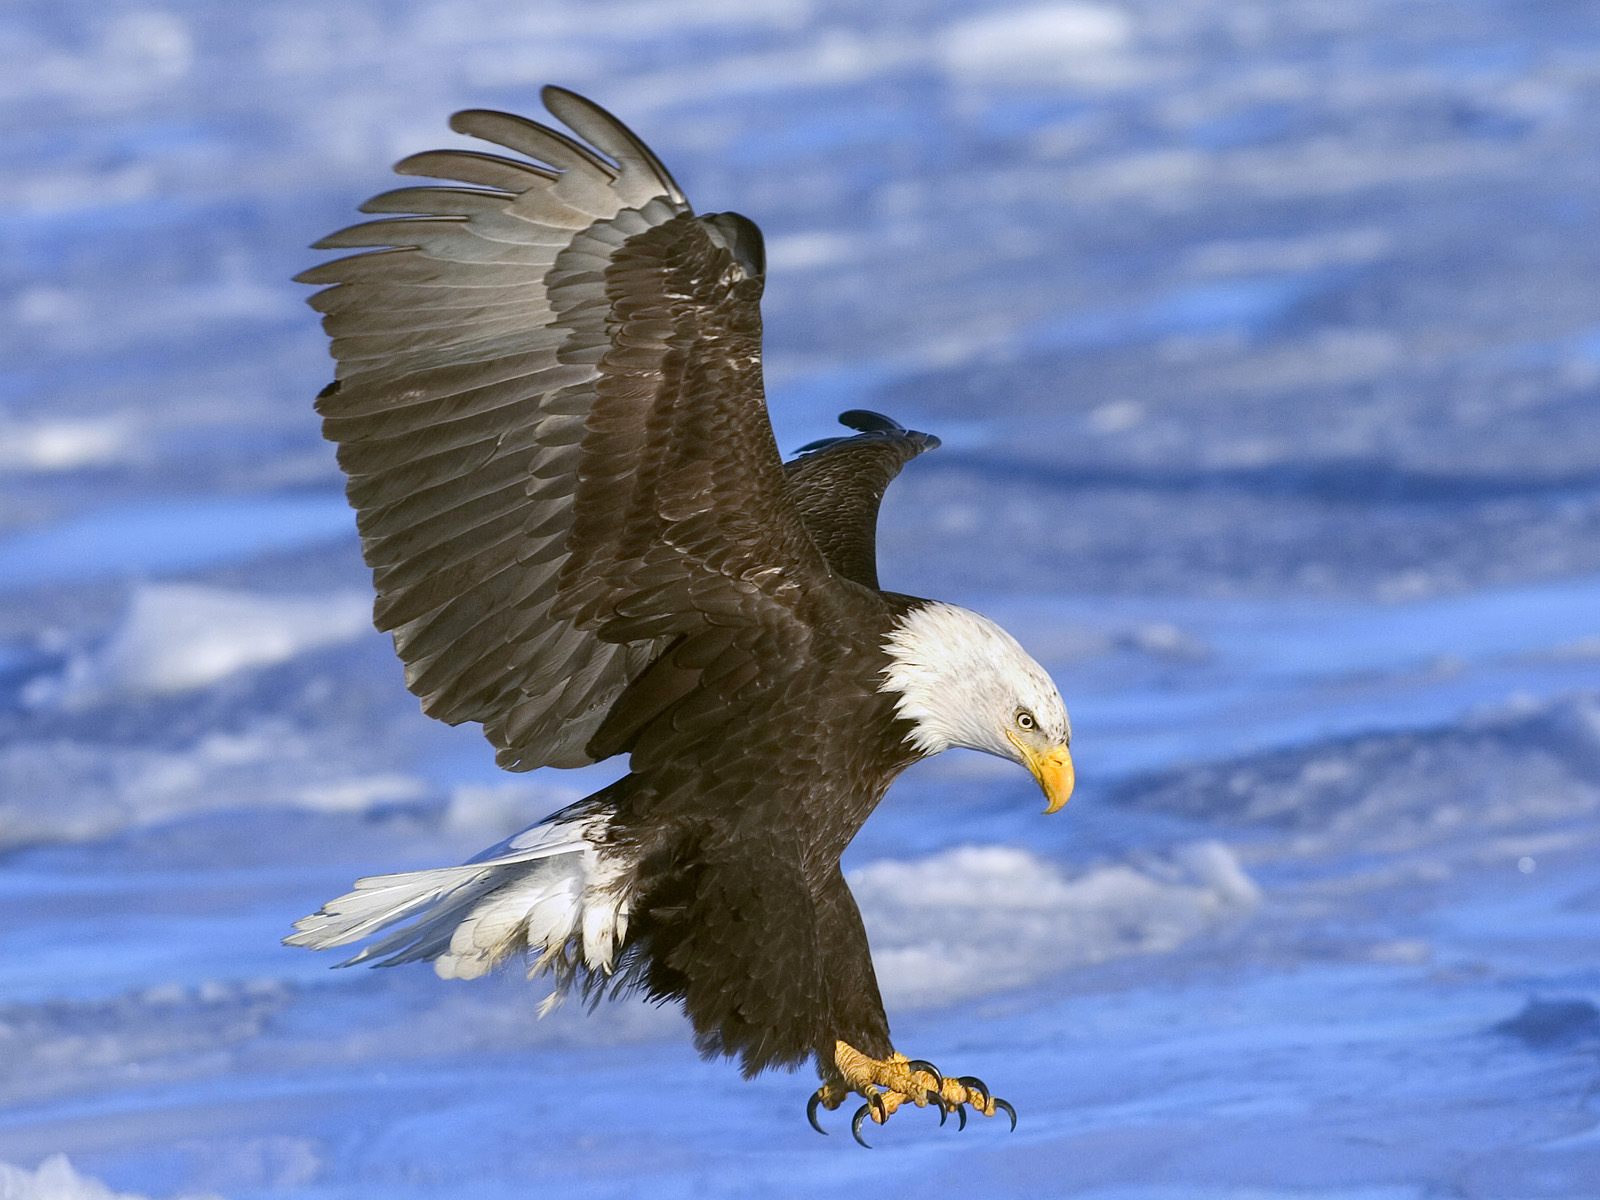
left=3, top=0, right=1600, bottom=1196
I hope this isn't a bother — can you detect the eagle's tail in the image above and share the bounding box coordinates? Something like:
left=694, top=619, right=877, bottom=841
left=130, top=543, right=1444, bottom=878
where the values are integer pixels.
left=285, top=808, right=631, bottom=1008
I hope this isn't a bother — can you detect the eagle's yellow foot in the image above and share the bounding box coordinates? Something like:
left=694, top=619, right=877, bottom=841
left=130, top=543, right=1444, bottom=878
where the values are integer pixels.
left=807, top=1041, right=1016, bottom=1147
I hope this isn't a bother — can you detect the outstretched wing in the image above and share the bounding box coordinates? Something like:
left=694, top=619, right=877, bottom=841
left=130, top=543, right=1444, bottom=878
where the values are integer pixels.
left=302, top=87, right=833, bottom=770
left=783, top=410, right=940, bottom=590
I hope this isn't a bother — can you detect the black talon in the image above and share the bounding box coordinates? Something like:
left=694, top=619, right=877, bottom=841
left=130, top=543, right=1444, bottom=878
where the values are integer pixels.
left=851, top=1103, right=874, bottom=1148
left=868, top=1090, right=887, bottom=1124
left=954, top=1103, right=968, bottom=1131
left=906, top=1058, right=944, bottom=1090
left=994, top=1097, right=1018, bottom=1131
left=807, top=1090, right=828, bottom=1136
left=957, top=1075, right=990, bottom=1106
left=925, top=1088, right=948, bottom=1126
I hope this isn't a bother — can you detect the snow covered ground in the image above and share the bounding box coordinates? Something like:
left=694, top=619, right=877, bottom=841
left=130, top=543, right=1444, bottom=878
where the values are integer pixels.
left=3, top=0, right=1599, bottom=1196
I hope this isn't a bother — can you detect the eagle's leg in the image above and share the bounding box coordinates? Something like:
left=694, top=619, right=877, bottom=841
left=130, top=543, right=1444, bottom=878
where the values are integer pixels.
left=812, top=1041, right=1016, bottom=1146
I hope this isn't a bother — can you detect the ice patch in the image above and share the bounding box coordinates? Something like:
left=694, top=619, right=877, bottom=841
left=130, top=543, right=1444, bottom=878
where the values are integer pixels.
left=1118, top=691, right=1600, bottom=850
left=1492, top=997, right=1600, bottom=1049
left=0, top=1155, right=219, bottom=1200
left=851, top=842, right=1259, bottom=1007
left=0, top=981, right=292, bottom=1109
left=25, top=585, right=372, bottom=709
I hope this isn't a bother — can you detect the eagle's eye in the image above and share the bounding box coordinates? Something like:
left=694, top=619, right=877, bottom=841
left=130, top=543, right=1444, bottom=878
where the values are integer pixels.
left=1015, top=709, right=1037, bottom=731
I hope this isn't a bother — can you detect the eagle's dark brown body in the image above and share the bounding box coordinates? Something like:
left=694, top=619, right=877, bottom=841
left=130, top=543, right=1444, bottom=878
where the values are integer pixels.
left=603, top=578, right=922, bottom=1072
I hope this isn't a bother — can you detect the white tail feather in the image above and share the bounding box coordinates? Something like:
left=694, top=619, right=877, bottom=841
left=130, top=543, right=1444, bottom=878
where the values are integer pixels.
left=286, top=811, right=631, bottom=997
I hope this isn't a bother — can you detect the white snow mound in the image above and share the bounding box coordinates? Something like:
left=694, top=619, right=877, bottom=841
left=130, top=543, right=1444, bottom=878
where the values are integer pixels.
left=940, top=4, right=1133, bottom=82
left=852, top=842, right=1259, bottom=1007
left=27, top=584, right=372, bottom=709
left=0, top=417, right=132, bottom=472
left=0, top=1155, right=220, bottom=1200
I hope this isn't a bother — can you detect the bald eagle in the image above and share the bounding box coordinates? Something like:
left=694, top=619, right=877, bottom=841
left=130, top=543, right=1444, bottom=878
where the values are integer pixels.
left=287, top=88, right=1073, bottom=1145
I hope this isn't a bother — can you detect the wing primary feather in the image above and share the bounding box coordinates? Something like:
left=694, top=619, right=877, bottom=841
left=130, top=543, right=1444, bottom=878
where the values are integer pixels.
left=540, top=85, right=688, bottom=205
left=394, top=148, right=560, bottom=187
left=313, top=216, right=469, bottom=251
left=448, top=108, right=619, bottom=179
left=358, top=186, right=519, bottom=215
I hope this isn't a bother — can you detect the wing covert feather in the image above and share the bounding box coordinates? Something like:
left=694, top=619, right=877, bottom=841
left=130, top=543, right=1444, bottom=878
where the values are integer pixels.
left=783, top=411, right=940, bottom=589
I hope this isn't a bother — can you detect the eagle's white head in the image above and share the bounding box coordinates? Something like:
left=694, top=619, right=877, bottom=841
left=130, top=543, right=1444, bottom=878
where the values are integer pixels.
left=881, top=601, right=1074, bottom=812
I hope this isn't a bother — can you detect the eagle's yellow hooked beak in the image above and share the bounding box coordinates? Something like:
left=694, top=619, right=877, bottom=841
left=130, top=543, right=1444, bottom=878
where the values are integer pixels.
left=1006, top=733, right=1075, bottom=814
